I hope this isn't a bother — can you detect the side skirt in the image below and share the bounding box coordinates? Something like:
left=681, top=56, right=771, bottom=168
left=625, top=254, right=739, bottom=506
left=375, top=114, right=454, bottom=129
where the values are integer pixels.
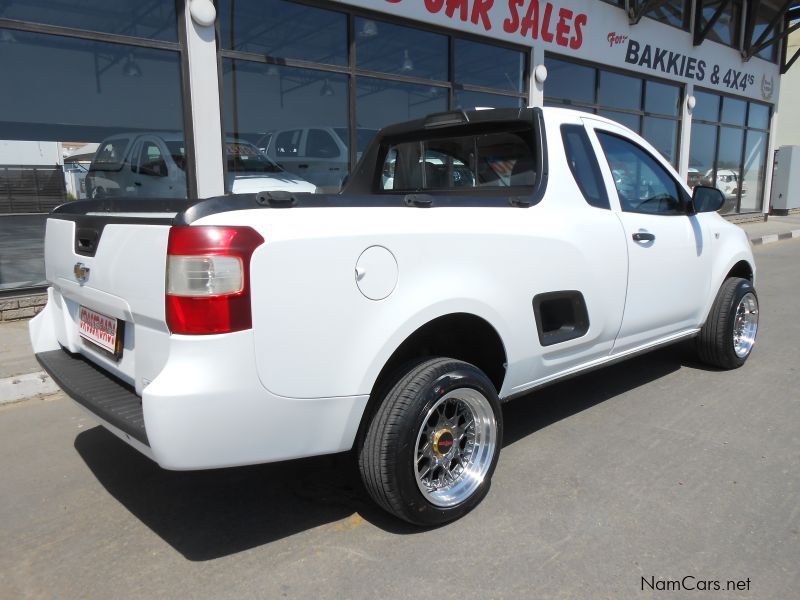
left=501, top=329, right=699, bottom=403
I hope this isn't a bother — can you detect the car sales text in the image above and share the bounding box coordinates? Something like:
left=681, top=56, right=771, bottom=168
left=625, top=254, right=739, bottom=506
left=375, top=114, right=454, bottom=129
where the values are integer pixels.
left=383, top=1, right=587, bottom=49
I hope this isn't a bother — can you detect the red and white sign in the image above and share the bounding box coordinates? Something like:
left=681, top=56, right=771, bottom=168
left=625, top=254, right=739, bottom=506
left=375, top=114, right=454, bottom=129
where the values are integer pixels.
left=79, top=306, right=118, bottom=354
left=340, top=0, right=780, bottom=102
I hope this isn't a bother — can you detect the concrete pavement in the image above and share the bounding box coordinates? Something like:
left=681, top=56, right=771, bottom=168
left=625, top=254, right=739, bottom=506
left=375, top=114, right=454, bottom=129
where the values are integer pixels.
left=0, top=239, right=798, bottom=599
left=0, top=319, right=57, bottom=403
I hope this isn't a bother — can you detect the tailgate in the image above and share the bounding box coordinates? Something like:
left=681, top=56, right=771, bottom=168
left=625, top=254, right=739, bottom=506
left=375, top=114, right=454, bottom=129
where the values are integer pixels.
left=44, top=211, right=175, bottom=394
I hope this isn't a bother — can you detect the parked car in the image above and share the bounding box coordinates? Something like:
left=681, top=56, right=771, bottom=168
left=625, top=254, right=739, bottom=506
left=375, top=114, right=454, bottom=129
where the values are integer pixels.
left=32, top=107, right=758, bottom=527
left=265, top=126, right=377, bottom=190
left=85, top=132, right=314, bottom=199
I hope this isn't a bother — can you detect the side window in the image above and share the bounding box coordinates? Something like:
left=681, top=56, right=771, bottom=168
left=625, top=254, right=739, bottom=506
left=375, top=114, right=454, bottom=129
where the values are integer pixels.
left=306, top=129, right=340, bottom=159
left=596, top=131, right=683, bottom=215
left=274, top=129, right=301, bottom=157
left=561, top=125, right=609, bottom=209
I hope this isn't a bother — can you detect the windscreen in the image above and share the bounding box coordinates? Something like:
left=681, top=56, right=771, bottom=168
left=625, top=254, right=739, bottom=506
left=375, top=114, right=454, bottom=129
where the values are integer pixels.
left=90, top=137, right=130, bottom=171
left=225, top=142, right=283, bottom=173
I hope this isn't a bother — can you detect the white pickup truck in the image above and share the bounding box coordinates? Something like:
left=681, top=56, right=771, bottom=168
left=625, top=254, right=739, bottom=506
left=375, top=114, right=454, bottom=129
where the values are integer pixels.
left=30, top=107, right=758, bottom=526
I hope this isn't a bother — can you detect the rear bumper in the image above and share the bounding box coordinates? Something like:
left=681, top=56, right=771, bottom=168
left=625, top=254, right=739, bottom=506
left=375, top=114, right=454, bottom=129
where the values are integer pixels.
left=30, top=300, right=369, bottom=470
left=36, top=349, right=148, bottom=446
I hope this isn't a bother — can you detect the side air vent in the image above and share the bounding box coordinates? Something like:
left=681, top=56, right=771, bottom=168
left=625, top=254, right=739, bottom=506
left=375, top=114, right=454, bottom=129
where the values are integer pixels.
left=532, top=291, right=590, bottom=347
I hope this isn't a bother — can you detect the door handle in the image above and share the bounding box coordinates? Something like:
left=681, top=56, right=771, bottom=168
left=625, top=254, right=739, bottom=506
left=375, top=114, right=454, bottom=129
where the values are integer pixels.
left=298, top=164, right=309, bottom=169
left=632, top=232, right=655, bottom=242
left=133, top=181, right=142, bottom=187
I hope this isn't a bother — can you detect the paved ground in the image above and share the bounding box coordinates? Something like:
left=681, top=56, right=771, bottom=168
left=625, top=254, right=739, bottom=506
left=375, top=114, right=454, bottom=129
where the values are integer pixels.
left=1, top=240, right=799, bottom=599
left=0, top=214, right=47, bottom=290
left=0, top=320, right=38, bottom=379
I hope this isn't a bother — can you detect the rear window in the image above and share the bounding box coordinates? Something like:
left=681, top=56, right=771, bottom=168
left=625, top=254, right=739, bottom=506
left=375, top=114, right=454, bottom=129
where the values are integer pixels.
left=382, top=129, right=535, bottom=192
left=91, top=138, right=130, bottom=171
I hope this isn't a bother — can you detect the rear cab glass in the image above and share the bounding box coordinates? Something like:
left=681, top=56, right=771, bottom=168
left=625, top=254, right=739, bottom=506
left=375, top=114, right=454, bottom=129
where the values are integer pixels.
left=381, top=129, right=536, bottom=192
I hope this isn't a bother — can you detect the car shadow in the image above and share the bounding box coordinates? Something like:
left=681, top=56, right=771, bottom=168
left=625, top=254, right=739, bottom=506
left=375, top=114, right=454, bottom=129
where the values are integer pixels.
left=74, top=343, right=695, bottom=560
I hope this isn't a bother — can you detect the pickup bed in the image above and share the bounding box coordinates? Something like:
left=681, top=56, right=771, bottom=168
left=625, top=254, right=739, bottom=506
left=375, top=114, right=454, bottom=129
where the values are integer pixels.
left=30, top=107, right=758, bottom=526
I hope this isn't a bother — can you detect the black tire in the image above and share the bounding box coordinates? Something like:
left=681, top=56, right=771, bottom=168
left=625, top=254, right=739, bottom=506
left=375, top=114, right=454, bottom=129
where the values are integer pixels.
left=696, top=277, right=759, bottom=369
left=358, top=358, right=503, bottom=527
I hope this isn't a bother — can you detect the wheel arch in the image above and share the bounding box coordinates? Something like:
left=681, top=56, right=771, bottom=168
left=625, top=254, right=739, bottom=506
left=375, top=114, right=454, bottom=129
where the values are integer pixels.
left=725, top=259, right=754, bottom=282
left=354, top=312, right=508, bottom=447
left=701, top=254, right=756, bottom=326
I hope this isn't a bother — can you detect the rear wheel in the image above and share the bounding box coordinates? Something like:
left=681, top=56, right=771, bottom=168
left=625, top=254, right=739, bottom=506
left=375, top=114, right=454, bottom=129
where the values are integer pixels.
left=696, top=277, right=759, bottom=369
left=358, top=358, right=502, bottom=526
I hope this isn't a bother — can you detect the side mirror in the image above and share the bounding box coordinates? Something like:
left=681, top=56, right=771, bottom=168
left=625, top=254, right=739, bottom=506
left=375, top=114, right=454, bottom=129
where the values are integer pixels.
left=691, top=185, right=725, bottom=214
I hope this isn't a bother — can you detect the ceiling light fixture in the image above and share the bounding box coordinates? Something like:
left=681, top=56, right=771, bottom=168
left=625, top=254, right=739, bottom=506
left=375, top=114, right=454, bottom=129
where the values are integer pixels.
left=320, top=79, right=335, bottom=97
left=401, top=49, right=414, bottom=73
left=0, top=29, right=17, bottom=43
left=122, top=53, right=142, bottom=78
left=359, top=20, right=378, bottom=38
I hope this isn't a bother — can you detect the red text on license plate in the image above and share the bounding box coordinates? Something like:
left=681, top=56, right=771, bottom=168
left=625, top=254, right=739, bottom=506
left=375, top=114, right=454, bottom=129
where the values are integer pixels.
left=78, top=306, right=118, bottom=354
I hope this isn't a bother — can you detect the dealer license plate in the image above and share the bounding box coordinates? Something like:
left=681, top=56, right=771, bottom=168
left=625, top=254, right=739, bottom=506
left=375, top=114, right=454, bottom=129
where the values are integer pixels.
left=78, top=305, right=122, bottom=357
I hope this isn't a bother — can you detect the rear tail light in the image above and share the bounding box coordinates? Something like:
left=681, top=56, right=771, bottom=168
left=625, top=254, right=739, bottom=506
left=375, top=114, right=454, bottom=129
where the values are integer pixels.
left=166, top=226, right=264, bottom=335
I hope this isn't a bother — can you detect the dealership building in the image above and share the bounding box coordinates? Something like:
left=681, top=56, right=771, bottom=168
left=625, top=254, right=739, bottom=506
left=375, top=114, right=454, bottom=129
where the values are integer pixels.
left=0, top=0, right=797, bottom=297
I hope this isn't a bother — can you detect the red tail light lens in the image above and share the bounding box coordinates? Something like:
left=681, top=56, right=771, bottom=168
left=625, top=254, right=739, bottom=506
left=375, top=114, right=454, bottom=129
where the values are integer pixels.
left=166, top=226, right=264, bottom=335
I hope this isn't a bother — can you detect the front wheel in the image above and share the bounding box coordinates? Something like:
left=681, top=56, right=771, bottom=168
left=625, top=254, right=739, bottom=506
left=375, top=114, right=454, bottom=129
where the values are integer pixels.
left=696, top=277, right=759, bottom=369
left=358, top=358, right=502, bottom=526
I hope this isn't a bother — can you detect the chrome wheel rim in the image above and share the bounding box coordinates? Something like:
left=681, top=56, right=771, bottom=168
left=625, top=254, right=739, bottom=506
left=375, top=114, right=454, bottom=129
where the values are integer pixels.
left=733, top=292, right=759, bottom=358
left=414, top=388, right=497, bottom=508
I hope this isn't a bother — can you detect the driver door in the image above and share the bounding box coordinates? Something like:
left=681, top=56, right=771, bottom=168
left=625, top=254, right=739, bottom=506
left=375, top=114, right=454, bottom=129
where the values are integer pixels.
left=133, top=137, right=172, bottom=196
left=586, top=121, right=710, bottom=352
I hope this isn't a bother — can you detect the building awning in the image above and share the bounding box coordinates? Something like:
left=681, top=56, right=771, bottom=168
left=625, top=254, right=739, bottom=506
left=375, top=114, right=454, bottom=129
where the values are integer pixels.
left=628, top=1, right=800, bottom=74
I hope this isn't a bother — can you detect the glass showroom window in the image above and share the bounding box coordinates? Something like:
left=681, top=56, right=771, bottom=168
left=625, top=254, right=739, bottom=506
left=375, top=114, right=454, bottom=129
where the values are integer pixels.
left=688, top=90, right=771, bottom=215
left=217, top=0, right=528, bottom=194
left=355, top=18, right=449, bottom=145
left=0, top=2, right=186, bottom=292
left=545, top=56, right=682, bottom=166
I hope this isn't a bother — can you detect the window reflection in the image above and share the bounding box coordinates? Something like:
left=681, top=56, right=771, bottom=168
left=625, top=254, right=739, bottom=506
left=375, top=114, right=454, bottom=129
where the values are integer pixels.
left=692, top=91, right=720, bottom=122
left=688, top=123, right=717, bottom=191
left=454, top=39, right=525, bottom=92
left=644, top=0, right=686, bottom=29
left=699, top=0, right=741, bottom=48
left=740, top=131, right=767, bottom=212
left=751, top=0, right=783, bottom=62
left=0, top=0, right=178, bottom=41
left=643, top=117, right=679, bottom=165
left=645, top=81, right=680, bottom=117
left=218, top=0, right=347, bottom=65
left=356, top=19, right=447, bottom=81
left=223, top=60, right=348, bottom=192
left=689, top=90, right=771, bottom=214
left=545, top=58, right=595, bottom=105
left=721, top=97, right=747, bottom=126
left=546, top=56, right=681, bottom=166
left=455, top=91, right=524, bottom=110
left=0, top=26, right=185, bottom=290
left=357, top=78, right=448, bottom=149
left=599, top=71, right=642, bottom=111
left=716, top=127, right=745, bottom=214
